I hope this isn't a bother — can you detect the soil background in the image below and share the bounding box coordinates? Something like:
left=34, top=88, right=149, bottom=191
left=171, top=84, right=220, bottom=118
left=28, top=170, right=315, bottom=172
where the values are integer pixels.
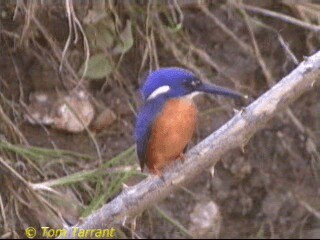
left=0, top=0, right=320, bottom=239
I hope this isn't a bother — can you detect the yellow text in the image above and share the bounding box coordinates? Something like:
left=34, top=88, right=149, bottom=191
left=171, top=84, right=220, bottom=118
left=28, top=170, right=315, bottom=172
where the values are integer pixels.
left=73, top=227, right=116, bottom=238
left=42, top=227, right=67, bottom=238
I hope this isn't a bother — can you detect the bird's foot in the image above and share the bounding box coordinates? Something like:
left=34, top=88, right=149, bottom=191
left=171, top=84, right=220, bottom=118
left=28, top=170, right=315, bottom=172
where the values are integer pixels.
left=151, top=167, right=162, bottom=176
left=178, top=152, right=185, bottom=162
left=151, top=167, right=165, bottom=182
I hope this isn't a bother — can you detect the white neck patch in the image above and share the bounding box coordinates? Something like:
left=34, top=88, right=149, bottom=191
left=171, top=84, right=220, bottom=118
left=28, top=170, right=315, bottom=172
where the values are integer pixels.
left=183, top=92, right=200, bottom=100
left=147, top=85, right=170, bottom=101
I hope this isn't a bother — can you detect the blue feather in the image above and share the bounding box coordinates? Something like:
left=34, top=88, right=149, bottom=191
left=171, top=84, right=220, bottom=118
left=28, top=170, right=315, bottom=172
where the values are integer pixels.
left=135, top=95, right=167, bottom=171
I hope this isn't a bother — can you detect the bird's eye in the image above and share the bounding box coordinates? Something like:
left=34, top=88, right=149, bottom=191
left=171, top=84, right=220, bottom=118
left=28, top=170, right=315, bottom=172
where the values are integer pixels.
left=191, top=79, right=200, bottom=86
left=183, top=78, right=201, bottom=90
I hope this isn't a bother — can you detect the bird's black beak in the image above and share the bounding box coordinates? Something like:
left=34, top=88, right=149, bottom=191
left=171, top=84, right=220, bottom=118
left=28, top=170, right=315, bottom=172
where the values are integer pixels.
left=196, top=82, right=244, bottom=99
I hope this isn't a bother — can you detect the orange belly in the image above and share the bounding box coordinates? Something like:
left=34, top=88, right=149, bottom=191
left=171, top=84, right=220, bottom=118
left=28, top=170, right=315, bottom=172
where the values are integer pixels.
left=146, top=98, right=197, bottom=175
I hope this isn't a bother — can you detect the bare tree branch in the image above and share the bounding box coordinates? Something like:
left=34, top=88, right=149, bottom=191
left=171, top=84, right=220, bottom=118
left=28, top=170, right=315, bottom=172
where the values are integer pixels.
left=64, top=50, right=320, bottom=238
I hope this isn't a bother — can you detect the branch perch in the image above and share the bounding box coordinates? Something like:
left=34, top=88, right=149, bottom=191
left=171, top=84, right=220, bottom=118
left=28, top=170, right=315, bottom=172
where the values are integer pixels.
left=64, top=50, right=320, bottom=237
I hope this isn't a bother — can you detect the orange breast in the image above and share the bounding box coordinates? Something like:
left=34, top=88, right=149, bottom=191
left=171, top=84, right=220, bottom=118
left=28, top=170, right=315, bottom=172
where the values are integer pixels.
left=146, top=98, right=197, bottom=175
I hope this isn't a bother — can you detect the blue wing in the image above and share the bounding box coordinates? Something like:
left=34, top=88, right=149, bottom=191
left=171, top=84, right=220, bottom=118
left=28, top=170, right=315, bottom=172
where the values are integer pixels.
left=135, top=96, right=166, bottom=171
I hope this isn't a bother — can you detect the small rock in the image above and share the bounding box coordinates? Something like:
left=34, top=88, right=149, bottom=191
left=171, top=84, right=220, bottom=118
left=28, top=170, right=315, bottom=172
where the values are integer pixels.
left=24, top=91, right=55, bottom=125
left=25, top=90, right=95, bottom=133
left=90, top=107, right=116, bottom=133
left=262, top=192, right=286, bottom=221
left=52, top=91, right=95, bottom=133
left=189, top=200, right=221, bottom=239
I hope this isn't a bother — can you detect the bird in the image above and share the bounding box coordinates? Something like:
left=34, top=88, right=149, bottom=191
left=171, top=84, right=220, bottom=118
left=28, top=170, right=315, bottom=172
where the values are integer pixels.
left=135, top=67, right=244, bottom=176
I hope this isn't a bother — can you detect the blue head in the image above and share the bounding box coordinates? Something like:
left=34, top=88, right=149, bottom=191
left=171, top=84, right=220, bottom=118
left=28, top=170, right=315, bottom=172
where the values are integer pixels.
left=141, top=67, right=243, bottom=101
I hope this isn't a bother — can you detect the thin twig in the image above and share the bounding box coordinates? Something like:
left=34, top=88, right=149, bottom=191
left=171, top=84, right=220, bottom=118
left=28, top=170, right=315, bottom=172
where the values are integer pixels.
left=71, top=1, right=90, bottom=90
left=154, top=206, right=193, bottom=238
left=199, top=2, right=253, bottom=54
left=238, top=5, right=274, bottom=86
left=60, top=0, right=73, bottom=72
left=246, top=16, right=299, bottom=65
left=239, top=3, right=320, bottom=32
left=299, top=199, right=320, bottom=219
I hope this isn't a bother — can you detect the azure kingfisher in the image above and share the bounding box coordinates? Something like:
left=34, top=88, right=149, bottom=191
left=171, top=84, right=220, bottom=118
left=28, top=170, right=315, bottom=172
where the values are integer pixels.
left=135, top=67, right=244, bottom=176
